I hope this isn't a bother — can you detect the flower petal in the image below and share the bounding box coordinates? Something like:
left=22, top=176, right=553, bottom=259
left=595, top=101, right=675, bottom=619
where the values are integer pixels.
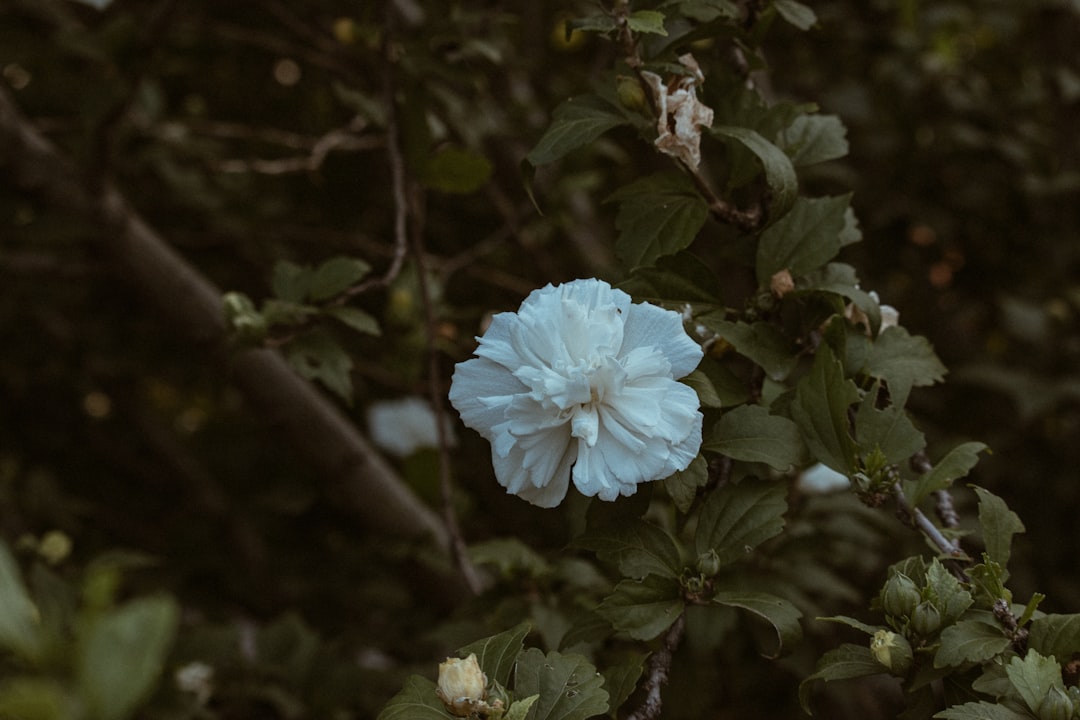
left=621, top=302, right=703, bottom=378
left=449, top=357, right=526, bottom=440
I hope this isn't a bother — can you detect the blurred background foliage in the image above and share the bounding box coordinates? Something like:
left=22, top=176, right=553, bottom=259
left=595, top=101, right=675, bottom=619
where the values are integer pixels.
left=0, top=0, right=1078, bottom=718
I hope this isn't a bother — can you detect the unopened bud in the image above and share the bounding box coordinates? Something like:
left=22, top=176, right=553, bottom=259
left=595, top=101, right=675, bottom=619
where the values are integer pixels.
left=769, top=269, right=795, bottom=299
left=870, top=629, right=912, bottom=675
left=1038, top=686, right=1074, bottom=720
left=696, top=549, right=721, bottom=577
left=881, top=573, right=921, bottom=619
left=436, top=654, right=487, bottom=717
left=911, top=600, right=942, bottom=636
left=616, top=75, right=648, bottom=112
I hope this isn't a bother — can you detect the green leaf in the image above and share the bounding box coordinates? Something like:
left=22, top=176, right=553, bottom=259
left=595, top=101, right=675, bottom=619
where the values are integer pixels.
left=783, top=114, right=848, bottom=166
left=974, top=487, right=1024, bottom=572
left=703, top=320, right=799, bottom=381
left=674, top=0, right=740, bottom=22
left=469, top=539, right=550, bottom=579
left=457, top=621, right=532, bottom=689
left=704, top=404, right=805, bottom=470
left=325, top=306, right=381, bottom=335
left=596, top=576, right=684, bottom=641
left=0, top=677, right=72, bottom=720
left=933, top=702, right=1032, bottom=720
left=1029, top=614, right=1080, bottom=660
left=855, top=390, right=926, bottom=464
left=513, top=649, right=609, bottom=720
left=925, top=560, right=974, bottom=624
left=527, top=95, right=630, bottom=166
left=799, top=644, right=885, bottom=714
left=710, top=590, right=803, bottom=657
left=791, top=345, right=860, bottom=474
left=864, top=326, right=947, bottom=405
left=694, top=478, right=787, bottom=563
left=271, top=260, right=311, bottom=303
left=796, top=263, right=878, bottom=315
left=908, top=442, right=988, bottom=507
left=600, top=654, right=645, bottom=717
left=933, top=619, right=1011, bottom=668
left=78, top=595, right=179, bottom=720
left=309, top=257, right=372, bottom=302
left=818, top=615, right=885, bottom=637
left=0, top=542, right=42, bottom=662
left=774, top=0, right=818, bottom=29
left=608, top=172, right=709, bottom=270
left=505, top=695, right=540, bottom=720
left=756, top=194, right=850, bottom=286
left=1006, top=650, right=1063, bottom=714
left=422, top=146, right=493, bottom=194
left=691, top=358, right=751, bottom=408
left=664, top=454, right=709, bottom=514
left=284, top=329, right=354, bottom=403
left=627, top=10, right=667, bottom=35
left=575, top=520, right=683, bottom=580
left=564, top=15, right=618, bottom=36
left=377, top=675, right=452, bottom=720
left=711, top=125, right=798, bottom=221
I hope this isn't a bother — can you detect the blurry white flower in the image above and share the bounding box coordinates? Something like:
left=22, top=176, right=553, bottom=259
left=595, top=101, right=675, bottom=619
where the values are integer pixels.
left=367, top=397, right=455, bottom=458
left=642, top=54, right=714, bottom=170
left=175, top=662, right=214, bottom=706
left=449, top=279, right=703, bottom=508
left=436, top=654, right=487, bottom=717
left=797, top=463, right=850, bottom=494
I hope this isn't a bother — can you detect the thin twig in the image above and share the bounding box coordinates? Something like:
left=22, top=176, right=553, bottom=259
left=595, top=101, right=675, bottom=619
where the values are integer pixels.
left=892, top=482, right=970, bottom=581
left=626, top=613, right=687, bottom=720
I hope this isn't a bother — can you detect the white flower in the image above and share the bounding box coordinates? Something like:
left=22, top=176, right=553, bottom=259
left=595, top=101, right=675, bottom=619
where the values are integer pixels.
left=844, top=290, right=901, bottom=336
left=642, top=54, right=715, bottom=170
left=797, top=463, right=850, bottom=494
left=366, top=397, right=455, bottom=457
left=449, top=279, right=703, bottom=508
left=436, top=654, right=487, bottom=717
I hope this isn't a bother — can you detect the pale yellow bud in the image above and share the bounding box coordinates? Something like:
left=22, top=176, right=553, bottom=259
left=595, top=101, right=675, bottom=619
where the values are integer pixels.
left=436, top=653, right=487, bottom=717
left=870, top=629, right=895, bottom=668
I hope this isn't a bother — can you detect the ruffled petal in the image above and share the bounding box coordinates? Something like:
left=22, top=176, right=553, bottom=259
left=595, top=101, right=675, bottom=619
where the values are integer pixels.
left=621, top=301, right=703, bottom=379
left=449, top=357, right=526, bottom=440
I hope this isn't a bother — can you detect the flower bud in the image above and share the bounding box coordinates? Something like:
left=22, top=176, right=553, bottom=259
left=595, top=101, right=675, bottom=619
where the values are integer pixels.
left=881, top=573, right=921, bottom=619
left=870, top=629, right=913, bottom=675
left=1038, top=686, right=1074, bottom=720
left=616, top=75, right=648, bottom=113
left=436, top=654, right=487, bottom=717
left=696, top=549, right=721, bottom=577
left=911, top=600, right=942, bottom=636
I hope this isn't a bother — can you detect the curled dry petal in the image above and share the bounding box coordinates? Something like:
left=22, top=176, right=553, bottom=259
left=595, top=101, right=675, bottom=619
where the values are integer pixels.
left=642, top=54, right=715, bottom=169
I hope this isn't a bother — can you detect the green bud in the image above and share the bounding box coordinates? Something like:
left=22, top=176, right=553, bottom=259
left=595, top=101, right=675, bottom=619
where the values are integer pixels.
left=696, top=549, right=721, bottom=577
left=869, top=629, right=913, bottom=675
left=615, top=75, right=648, bottom=112
left=222, top=292, right=268, bottom=341
left=1038, top=686, right=1074, bottom=720
left=881, top=573, right=921, bottom=619
left=911, top=600, right=942, bottom=636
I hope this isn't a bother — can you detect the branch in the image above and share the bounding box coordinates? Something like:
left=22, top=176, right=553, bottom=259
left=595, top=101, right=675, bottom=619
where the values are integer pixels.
left=0, top=85, right=451, bottom=553
left=625, top=614, right=686, bottom=720
left=892, top=482, right=969, bottom=581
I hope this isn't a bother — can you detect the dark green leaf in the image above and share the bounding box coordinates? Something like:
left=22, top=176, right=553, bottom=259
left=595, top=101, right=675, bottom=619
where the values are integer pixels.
left=458, top=621, right=532, bottom=689
left=664, top=454, right=709, bottom=514
left=694, top=479, right=787, bottom=563
left=608, top=172, right=709, bottom=270
left=799, top=644, right=885, bottom=714
left=783, top=114, right=848, bottom=166
left=974, top=487, right=1024, bottom=572
left=934, top=619, right=1011, bottom=668
left=1029, top=614, right=1080, bottom=660
left=422, top=146, right=493, bottom=194
left=796, top=263, right=877, bottom=317
left=909, top=442, right=988, bottom=507
left=505, top=695, right=540, bottom=720
left=703, top=320, right=799, bottom=381
left=575, top=520, right=683, bottom=580
left=933, top=702, right=1032, bottom=720
left=926, top=560, right=974, bottom=624
left=627, top=10, right=667, bottom=35
left=855, top=390, right=926, bottom=464
left=1006, top=650, right=1063, bottom=714
left=692, top=358, right=751, bottom=407
left=271, top=260, right=311, bottom=303
left=513, top=649, right=609, bottom=720
left=712, top=125, right=798, bottom=221
left=284, top=329, right=354, bottom=403
left=0, top=677, right=72, bottom=720
left=78, top=596, right=179, bottom=720
left=711, top=590, right=803, bottom=657
left=309, top=257, right=372, bottom=302
left=596, top=576, right=684, bottom=641
left=756, top=195, right=850, bottom=286
left=469, top=539, right=550, bottom=578
left=819, top=615, right=885, bottom=636
left=600, top=654, right=646, bottom=717
left=527, top=95, right=629, bottom=166
left=704, top=404, right=806, bottom=470
left=0, top=543, right=41, bottom=662
left=377, top=675, right=452, bottom=720
left=791, top=345, right=860, bottom=474
left=325, top=306, right=380, bottom=335
left=774, top=0, right=818, bottom=29
left=565, top=15, right=618, bottom=36
left=673, top=0, right=740, bottom=22
left=864, top=326, right=947, bottom=405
